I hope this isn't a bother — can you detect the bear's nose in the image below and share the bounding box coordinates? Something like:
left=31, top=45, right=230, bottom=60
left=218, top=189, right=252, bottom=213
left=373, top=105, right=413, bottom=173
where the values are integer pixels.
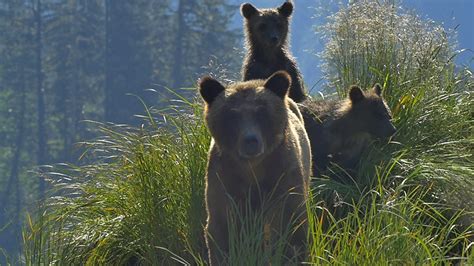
left=271, top=36, right=279, bottom=44
left=239, top=134, right=263, bottom=159
left=388, top=124, right=396, bottom=137
left=380, top=123, right=396, bottom=139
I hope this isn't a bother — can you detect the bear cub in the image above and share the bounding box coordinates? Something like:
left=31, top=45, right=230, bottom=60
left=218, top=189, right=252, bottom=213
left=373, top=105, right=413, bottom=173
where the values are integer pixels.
left=199, top=71, right=311, bottom=265
left=300, top=84, right=396, bottom=176
left=241, top=1, right=306, bottom=103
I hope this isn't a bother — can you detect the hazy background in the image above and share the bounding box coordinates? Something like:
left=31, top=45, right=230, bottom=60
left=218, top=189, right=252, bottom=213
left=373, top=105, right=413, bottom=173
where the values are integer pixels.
left=0, top=0, right=472, bottom=262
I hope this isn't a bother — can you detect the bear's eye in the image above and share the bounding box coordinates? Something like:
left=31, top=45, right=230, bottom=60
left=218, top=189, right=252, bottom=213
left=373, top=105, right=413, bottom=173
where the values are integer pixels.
left=223, top=109, right=240, bottom=124
left=255, top=110, right=271, bottom=127
left=259, top=23, right=267, bottom=30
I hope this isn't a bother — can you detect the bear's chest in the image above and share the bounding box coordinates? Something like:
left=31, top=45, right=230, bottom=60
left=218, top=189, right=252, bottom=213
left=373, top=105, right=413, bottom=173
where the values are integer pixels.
left=261, top=59, right=288, bottom=74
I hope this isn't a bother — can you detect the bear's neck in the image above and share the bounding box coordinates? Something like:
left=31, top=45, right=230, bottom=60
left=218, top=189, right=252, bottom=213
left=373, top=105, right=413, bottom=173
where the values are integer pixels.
left=248, top=39, right=288, bottom=63
left=253, top=46, right=287, bottom=62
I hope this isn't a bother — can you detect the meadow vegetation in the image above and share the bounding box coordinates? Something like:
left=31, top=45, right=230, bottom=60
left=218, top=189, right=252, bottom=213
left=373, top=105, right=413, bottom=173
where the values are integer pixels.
left=22, top=0, right=473, bottom=264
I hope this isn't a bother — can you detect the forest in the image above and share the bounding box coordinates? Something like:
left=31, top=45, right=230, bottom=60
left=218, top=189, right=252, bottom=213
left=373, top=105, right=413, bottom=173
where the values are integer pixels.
left=0, top=0, right=473, bottom=264
left=0, top=0, right=241, bottom=260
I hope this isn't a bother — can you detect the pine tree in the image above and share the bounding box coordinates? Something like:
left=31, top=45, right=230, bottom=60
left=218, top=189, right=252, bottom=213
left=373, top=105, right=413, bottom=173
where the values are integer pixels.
left=0, top=0, right=37, bottom=259
left=104, top=0, right=152, bottom=124
left=45, top=0, right=104, bottom=161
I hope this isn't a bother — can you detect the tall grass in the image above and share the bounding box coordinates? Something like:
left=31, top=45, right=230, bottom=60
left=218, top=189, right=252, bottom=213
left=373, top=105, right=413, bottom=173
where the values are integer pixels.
left=309, top=0, right=473, bottom=262
left=23, top=100, right=211, bottom=265
left=22, top=0, right=473, bottom=265
left=318, top=0, right=473, bottom=220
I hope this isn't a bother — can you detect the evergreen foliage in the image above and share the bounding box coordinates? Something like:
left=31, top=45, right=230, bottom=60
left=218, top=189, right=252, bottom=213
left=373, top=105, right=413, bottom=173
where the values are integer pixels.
left=0, top=0, right=240, bottom=262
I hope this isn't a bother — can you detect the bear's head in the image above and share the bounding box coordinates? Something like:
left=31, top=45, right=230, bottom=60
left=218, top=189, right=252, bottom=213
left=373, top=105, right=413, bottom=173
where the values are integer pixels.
left=241, top=1, right=293, bottom=49
left=199, top=71, right=292, bottom=161
left=343, top=84, right=396, bottom=139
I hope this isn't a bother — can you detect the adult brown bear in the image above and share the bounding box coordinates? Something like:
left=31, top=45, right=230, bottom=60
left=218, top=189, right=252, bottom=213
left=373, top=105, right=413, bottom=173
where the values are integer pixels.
left=199, top=71, right=311, bottom=265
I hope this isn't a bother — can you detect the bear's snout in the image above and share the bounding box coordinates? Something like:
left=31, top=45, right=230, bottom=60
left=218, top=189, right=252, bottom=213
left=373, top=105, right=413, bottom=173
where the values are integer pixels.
left=239, top=132, right=264, bottom=159
left=269, top=31, right=280, bottom=46
left=387, top=124, right=396, bottom=137
left=270, top=36, right=279, bottom=44
left=377, top=121, right=396, bottom=139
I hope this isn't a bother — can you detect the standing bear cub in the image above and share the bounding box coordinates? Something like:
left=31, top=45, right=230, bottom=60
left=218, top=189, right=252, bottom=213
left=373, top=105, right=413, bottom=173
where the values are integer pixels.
left=199, top=71, right=311, bottom=265
left=241, top=1, right=306, bottom=103
left=300, top=84, right=396, bottom=176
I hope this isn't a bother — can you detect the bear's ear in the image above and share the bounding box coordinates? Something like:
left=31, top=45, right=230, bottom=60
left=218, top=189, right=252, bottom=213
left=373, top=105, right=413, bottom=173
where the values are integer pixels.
left=241, top=3, right=259, bottom=19
left=264, top=71, right=291, bottom=99
left=349, top=85, right=365, bottom=104
left=278, top=1, right=293, bottom=17
left=198, top=76, right=225, bottom=105
left=373, top=83, right=382, bottom=96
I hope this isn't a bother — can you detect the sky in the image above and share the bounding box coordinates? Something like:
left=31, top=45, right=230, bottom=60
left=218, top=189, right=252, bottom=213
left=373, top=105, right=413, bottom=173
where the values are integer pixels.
left=231, top=0, right=474, bottom=89
left=404, top=0, right=474, bottom=67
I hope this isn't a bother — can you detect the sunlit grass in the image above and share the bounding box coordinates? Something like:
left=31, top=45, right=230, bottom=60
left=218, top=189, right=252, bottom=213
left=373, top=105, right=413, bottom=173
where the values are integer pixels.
left=318, top=0, right=473, bottom=216
left=23, top=99, right=211, bottom=265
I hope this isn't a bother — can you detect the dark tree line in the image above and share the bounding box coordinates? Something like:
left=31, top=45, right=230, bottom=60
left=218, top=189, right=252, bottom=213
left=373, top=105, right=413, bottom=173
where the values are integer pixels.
left=0, top=0, right=241, bottom=260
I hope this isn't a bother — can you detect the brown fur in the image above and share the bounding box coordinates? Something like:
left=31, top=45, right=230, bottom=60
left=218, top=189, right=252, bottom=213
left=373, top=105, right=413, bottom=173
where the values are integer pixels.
left=199, top=71, right=311, bottom=265
left=300, top=84, right=396, bottom=176
left=241, top=1, right=306, bottom=103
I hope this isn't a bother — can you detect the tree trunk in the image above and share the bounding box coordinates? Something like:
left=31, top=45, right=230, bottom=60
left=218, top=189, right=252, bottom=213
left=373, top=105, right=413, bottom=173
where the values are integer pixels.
left=172, top=0, right=185, bottom=89
left=0, top=67, right=26, bottom=255
left=104, top=0, right=112, bottom=122
left=35, top=0, right=47, bottom=200
left=13, top=67, right=26, bottom=254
